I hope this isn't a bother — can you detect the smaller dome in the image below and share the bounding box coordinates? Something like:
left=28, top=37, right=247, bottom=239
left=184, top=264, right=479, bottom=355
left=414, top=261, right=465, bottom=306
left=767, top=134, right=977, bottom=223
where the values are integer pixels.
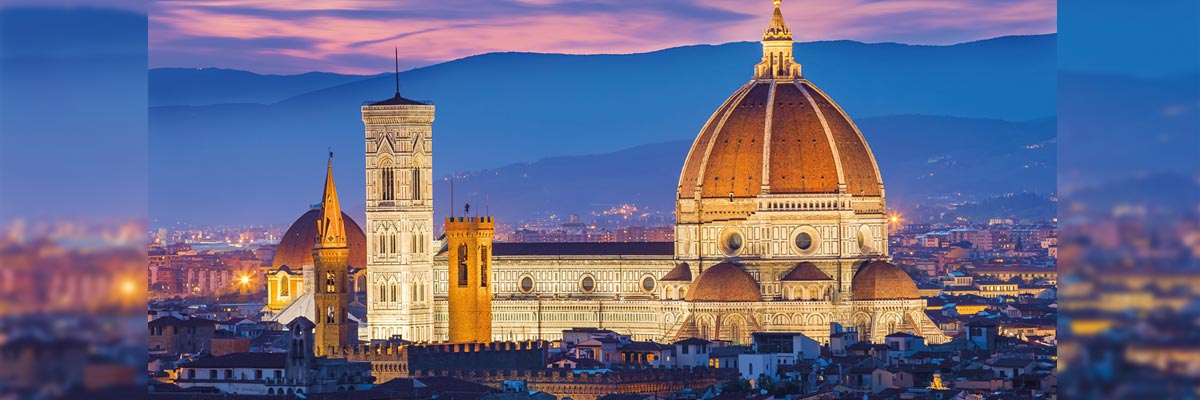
left=661, top=263, right=693, bottom=281
left=781, top=262, right=831, bottom=281
left=852, top=261, right=920, bottom=300
left=273, top=209, right=367, bottom=270
left=686, top=262, right=762, bottom=302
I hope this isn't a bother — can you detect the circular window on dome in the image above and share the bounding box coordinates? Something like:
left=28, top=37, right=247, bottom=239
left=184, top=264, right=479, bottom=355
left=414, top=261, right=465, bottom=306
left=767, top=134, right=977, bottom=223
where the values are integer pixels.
left=858, top=225, right=874, bottom=254
left=579, top=274, right=596, bottom=293
left=518, top=275, right=534, bottom=294
left=641, top=276, right=657, bottom=293
left=791, top=226, right=820, bottom=255
left=795, top=232, right=813, bottom=251
left=718, top=228, right=745, bottom=257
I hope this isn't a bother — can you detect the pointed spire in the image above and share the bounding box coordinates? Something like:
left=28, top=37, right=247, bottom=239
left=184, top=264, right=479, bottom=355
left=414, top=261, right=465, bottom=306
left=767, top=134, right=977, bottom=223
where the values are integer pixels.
left=763, top=0, right=792, bottom=41
left=394, top=47, right=400, bottom=95
left=316, top=152, right=347, bottom=249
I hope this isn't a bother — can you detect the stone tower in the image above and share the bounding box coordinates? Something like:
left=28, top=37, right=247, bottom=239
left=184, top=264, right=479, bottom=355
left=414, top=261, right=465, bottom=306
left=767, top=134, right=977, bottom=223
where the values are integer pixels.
left=312, top=156, right=355, bottom=356
left=363, top=86, right=436, bottom=342
left=445, top=216, right=494, bottom=343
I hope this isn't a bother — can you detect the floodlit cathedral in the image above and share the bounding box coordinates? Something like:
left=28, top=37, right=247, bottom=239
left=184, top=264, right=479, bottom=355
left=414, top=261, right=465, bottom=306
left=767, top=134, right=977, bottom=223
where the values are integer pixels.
left=272, top=0, right=947, bottom=346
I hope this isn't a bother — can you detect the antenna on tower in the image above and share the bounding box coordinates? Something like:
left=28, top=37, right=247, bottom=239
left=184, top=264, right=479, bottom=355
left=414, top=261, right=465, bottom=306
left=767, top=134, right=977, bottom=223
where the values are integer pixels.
left=394, top=47, right=400, bottom=95
left=450, top=178, right=455, bottom=218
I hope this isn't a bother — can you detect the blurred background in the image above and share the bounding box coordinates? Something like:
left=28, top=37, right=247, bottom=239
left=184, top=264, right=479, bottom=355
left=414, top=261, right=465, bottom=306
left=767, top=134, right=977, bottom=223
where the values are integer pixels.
left=0, top=0, right=1198, bottom=399
left=0, top=1, right=148, bottom=399
left=1056, top=0, right=1200, bottom=398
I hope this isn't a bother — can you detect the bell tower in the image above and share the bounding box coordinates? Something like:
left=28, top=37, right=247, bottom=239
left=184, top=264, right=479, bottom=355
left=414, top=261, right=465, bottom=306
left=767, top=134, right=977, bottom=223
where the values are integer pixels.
left=312, top=155, right=355, bottom=356
left=445, top=215, right=495, bottom=343
left=363, top=70, right=436, bottom=342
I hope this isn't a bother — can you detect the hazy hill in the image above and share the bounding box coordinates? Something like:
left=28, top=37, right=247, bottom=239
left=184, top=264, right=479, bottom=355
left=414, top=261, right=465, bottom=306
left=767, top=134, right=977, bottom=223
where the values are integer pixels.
left=150, top=35, right=1057, bottom=226
left=150, top=68, right=378, bottom=106
left=439, top=115, right=1056, bottom=226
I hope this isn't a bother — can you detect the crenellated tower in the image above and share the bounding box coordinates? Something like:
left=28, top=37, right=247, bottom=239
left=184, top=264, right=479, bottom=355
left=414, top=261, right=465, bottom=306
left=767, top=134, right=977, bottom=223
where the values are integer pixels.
left=445, top=216, right=495, bottom=343
left=363, top=83, right=437, bottom=342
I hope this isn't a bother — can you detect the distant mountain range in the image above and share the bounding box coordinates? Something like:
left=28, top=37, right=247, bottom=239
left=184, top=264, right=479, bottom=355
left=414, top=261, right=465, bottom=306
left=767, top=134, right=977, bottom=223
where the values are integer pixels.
left=439, top=115, right=1056, bottom=225
left=150, top=35, right=1058, bottom=227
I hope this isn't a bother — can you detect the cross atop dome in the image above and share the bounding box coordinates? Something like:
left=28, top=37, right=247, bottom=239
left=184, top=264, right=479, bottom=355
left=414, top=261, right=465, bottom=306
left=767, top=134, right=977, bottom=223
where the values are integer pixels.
left=754, top=0, right=802, bottom=80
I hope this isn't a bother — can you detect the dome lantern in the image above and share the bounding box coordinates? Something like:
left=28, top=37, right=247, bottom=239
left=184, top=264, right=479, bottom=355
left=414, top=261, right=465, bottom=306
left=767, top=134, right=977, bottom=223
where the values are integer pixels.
left=755, top=0, right=801, bottom=80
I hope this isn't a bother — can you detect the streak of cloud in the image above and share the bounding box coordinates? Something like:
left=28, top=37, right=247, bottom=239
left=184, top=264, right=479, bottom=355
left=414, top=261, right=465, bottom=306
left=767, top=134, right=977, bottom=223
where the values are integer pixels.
left=150, top=0, right=1056, bottom=74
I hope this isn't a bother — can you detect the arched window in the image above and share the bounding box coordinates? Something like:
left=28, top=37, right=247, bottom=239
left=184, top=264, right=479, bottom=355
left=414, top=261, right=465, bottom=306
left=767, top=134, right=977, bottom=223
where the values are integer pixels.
left=411, top=168, right=420, bottom=200
left=279, top=275, right=289, bottom=297
left=457, top=244, right=469, bottom=286
left=381, top=167, right=395, bottom=201
left=326, top=271, right=337, bottom=293
left=479, top=246, right=488, bottom=287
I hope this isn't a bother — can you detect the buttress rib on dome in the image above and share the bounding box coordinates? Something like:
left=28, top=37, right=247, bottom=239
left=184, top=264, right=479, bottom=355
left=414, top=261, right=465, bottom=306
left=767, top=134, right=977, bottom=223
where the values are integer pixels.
left=677, top=80, right=882, bottom=199
left=685, top=262, right=762, bottom=302
left=273, top=209, right=367, bottom=270
left=851, top=261, right=920, bottom=300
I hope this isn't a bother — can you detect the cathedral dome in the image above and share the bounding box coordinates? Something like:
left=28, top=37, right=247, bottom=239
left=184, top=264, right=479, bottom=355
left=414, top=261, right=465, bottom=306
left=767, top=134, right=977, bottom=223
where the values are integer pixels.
left=685, top=262, right=762, bottom=302
left=851, top=260, right=919, bottom=300
left=677, top=80, right=882, bottom=199
left=676, top=1, right=881, bottom=201
left=273, top=208, right=367, bottom=270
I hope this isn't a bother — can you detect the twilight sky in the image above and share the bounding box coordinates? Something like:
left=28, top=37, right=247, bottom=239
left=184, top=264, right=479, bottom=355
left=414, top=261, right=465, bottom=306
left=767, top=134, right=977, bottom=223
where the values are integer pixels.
left=149, top=0, right=1057, bottom=74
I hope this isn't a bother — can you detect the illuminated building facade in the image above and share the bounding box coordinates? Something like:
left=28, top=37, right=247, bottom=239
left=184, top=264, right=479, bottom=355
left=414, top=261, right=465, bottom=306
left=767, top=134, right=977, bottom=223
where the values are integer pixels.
left=357, top=0, right=947, bottom=345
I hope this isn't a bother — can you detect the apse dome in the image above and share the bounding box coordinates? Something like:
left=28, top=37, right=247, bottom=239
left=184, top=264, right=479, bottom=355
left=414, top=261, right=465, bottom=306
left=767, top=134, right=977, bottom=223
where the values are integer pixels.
left=685, top=262, right=762, bottom=302
left=851, top=260, right=920, bottom=300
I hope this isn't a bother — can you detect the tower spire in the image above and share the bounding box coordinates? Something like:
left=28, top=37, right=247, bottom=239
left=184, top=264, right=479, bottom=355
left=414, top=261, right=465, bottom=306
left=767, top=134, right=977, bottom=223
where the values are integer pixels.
left=754, top=0, right=802, bottom=79
left=316, top=152, right=347, bottom=249
left=394, top=47, right=400, bottom=95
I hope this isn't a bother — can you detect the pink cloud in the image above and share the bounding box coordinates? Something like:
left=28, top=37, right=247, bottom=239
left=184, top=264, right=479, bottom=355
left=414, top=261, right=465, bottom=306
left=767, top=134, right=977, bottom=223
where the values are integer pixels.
left=150, top=0, right=1055, bottom=74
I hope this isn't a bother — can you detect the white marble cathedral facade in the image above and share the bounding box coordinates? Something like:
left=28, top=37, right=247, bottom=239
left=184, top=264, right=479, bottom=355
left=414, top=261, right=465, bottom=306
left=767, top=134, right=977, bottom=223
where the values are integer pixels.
left=362, top=0, right=948, bottom=345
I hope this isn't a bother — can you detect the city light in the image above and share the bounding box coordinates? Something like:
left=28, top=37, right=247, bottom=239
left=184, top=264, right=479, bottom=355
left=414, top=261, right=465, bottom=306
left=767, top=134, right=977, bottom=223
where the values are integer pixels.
left=239, top=275, right=251, bottom=285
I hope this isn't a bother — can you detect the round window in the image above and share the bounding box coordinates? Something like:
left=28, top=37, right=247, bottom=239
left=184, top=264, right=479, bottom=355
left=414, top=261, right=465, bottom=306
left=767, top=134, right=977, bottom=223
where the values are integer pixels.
left=519, top=276, right=534, bottom=293
left=795, top=232, right=813, bottom=250
left=641, top=276, right=656, bottom=293
left=857, top=225, right=874, bottom=253
left=580, top=275, right=596, bottom=293
left=718, top=229, right=745, bottom=257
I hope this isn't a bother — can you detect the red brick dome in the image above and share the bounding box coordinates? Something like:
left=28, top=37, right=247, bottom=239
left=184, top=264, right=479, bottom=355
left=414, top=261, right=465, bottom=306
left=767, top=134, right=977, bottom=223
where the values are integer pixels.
left=852, top=261, right=920, bottom=300
left=685, top=262, right=762, bottom=302
left=273, top=208, right=366, bottom=269
left=677, top=80, right=882, bottom=200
